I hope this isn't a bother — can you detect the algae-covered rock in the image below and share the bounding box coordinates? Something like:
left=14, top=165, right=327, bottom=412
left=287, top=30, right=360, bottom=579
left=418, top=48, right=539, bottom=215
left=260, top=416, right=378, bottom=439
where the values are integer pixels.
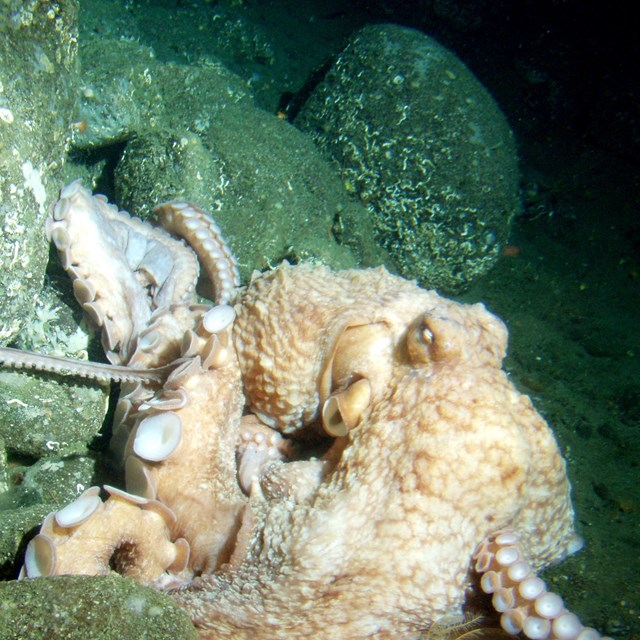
left=0, top=370, right=107, bottom=459
left=0, top=281, right=108, bottom=459
left=0, top=575, right=199, bottom=639
left=0, top=438, right=6, bottom=495
left=6, top=454, right=105, bottom=509
left=0, top=503, right=51, bottom=579
left=0, top=279, right=109, bottom=580
left=70, top=37, right=384, bottom=282
left=0, top=0, right=79, bottom=343
left=296, top=24, right=521, bottom=293
left=114, top=105, right=382, bottom=281
left=74, top=38, right=169, bottom=150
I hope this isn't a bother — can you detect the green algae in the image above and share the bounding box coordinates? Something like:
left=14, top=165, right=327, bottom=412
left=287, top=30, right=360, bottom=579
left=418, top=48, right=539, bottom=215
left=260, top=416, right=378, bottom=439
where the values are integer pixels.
left=0, top=370, right=107, bottom=459
left=0, top=575, right=198, bottom=639
left=297, top=24, right=521, bottom=293
left=0, top=0, right=79, bottom=344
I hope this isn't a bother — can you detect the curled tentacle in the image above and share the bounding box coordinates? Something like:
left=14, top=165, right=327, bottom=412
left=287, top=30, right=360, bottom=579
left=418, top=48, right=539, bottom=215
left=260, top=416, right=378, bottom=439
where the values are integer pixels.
left=21, top=486, right=189, bottom=588
left=154, top=201, right=241, bottom=305
left=474, top=529, right=612, bottom=640
left=46, top=179, right=201, bottom=365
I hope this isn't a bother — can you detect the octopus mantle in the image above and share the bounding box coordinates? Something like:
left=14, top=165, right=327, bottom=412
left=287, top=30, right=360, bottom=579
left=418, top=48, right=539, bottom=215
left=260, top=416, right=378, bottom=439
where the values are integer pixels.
left=0, top=182, right=607, bottom=640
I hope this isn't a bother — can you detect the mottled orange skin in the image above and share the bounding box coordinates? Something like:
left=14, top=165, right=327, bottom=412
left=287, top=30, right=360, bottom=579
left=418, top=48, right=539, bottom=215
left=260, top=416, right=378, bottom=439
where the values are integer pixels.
left=16, top=186, right=585, bottom=639
left=174, top=263, right=578, bottom=639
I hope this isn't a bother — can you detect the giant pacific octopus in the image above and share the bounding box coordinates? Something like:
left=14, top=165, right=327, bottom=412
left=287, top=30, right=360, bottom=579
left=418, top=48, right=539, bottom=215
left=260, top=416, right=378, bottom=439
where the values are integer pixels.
left=0, top=181, right=611, bottom=640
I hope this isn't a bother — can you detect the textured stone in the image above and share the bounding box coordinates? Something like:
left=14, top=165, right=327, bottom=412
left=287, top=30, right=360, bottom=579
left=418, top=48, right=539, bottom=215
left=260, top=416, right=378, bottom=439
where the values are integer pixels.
left=0, top=438, right=6, bottom=495
left=0, top=504, right=51, bottom=579
left=114, top=108, right=380, bottom=282
left=0, top=0, right=79, bottom=342
left=73, top=38, right=167, bottom=150
left=0, top=575, right=199, bottom=639
left=296, top=24, right=521, bottom=293
left=0, top=369, right=107, bottom=459
left=67, top=36, right=384, bottom=283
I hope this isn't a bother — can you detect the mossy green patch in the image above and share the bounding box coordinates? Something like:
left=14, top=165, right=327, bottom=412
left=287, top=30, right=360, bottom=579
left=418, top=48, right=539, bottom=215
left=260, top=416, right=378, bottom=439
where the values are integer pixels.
left=0, top=575, right=198, bottom=639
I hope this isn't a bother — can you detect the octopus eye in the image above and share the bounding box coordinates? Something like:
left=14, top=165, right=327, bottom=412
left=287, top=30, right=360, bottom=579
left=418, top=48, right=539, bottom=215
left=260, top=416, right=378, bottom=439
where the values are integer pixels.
left=406, top=313, right=461, bottom=366
left=420, top=325, right=435, bottom=347
left=406, top=314, right=436, bottom=365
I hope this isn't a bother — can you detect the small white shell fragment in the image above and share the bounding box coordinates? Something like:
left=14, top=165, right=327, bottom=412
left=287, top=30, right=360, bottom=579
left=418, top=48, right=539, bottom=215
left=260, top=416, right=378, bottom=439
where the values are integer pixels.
left=0, top=107, right=14, bottom=124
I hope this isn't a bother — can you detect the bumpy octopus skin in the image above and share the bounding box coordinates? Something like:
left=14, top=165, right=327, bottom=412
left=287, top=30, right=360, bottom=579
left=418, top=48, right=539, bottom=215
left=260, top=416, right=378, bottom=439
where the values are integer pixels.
left=174, top=263, right=580, bottom=639
left=0, top=183, right=611, bottom=639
